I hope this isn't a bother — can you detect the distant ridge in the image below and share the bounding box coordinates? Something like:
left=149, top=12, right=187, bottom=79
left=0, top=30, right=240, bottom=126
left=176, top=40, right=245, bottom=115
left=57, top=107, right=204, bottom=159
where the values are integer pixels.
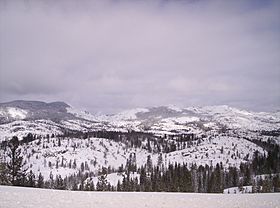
left=0, top=100, right=74, bottom=123
left=0, top=100, right=279, bottom=141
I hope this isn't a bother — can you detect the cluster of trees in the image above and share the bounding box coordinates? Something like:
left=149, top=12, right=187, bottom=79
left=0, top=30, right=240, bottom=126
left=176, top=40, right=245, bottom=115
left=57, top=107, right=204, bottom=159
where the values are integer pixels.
left=22, top=159, right=279, bottom=193
left=116, top=161, right=280, bottom=193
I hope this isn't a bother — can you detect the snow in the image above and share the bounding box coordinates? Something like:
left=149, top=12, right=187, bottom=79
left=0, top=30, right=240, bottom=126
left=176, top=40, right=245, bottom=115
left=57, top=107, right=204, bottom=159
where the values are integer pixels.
left=1, top=185, right=280, bottom=208
left=186, top=105, right=280, bottom=131
left=0, top=107, right=28, bottom=120
left=224, top=186, right=253, bottom=194
left=0, top=133, right=264, bottom=180
left=167, top=104, right=183, bottom=112
left=12, top=137, right=153, bottom=179
left=0, top=104, right=279, bottom=186
left=110, top=108, right=150, bottom=120
left=0, top=120, right=63, bottom=142
left=66, top=107, right=97, bottom=122
left=162, top=116, right=200, bottom=124
left=1, top=104, right=279, bottom=143
left=88, top=172, right=140, bottom=187
left=7, top=107, right=28, bottom=119
left=164, top=135, right=265, bottom=168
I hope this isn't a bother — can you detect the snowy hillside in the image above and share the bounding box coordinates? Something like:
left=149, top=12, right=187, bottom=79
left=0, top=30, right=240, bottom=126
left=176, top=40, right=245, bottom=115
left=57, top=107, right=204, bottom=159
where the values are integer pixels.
left=5, top=134, right=264, bottom=181
left=0, top=107, right=28, bottom=121
left=1, top=186, right=280, bottom=208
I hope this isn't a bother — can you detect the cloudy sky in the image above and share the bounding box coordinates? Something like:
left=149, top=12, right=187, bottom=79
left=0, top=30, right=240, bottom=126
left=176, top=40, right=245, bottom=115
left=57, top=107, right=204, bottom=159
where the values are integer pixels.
left=0, top=0, right=279, bottom=113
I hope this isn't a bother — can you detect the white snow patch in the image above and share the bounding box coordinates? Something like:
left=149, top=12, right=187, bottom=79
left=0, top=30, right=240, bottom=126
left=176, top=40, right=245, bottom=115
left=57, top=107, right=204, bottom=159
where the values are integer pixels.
left=66, top=107, right=97, bottom=121
left=162, top=116, right=200, bottom=124
left=112, top=108, right=150, bottom=120
left=224, top=186, right=253, bottom=194
left=7, top=107, right=28, bottom=119
left=167, top=105, right=183, bottom=112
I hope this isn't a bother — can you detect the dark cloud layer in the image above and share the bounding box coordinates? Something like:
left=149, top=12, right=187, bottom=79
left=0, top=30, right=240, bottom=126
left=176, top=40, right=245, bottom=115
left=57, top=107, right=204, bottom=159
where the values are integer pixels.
left=0, top=0, right=279, bottom=113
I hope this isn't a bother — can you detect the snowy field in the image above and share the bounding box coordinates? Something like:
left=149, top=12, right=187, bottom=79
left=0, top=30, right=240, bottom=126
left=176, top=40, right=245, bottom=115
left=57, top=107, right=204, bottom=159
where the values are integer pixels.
left=1, top=186, right=280, bottom=208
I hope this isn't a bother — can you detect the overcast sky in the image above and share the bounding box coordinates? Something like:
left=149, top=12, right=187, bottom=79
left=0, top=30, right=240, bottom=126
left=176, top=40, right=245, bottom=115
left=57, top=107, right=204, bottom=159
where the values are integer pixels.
left=0, top=0, right=279, bottom=113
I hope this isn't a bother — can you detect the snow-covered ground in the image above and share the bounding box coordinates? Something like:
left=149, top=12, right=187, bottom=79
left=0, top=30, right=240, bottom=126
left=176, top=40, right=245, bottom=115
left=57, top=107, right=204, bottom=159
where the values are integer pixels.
left=0, top=185, right=279, bottom=208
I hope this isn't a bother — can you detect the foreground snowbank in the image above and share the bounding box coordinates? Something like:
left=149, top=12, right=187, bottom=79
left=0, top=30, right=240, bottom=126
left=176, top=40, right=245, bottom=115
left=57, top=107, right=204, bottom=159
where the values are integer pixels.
left=0, top=186, right=279, bottom=208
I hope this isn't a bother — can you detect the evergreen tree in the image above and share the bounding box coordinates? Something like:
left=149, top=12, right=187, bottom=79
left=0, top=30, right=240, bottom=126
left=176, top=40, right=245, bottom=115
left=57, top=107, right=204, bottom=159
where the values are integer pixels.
left=26, top=170, right=36, bottom=187
left=55, top=174, right=65, bottom=190
left=146, top=155, right=153, bottom=174
left=117, top=180, right=122, bottom=191
left=262, top=177, right=273, bottom=193
left=157, top=153, right=163, bottom=171
left=126, top=153, right=137, bottom=173
left=37, top=172, right=44, bottom=188
left=139, top=166, right=147, bottom=191
left=6, top=136, right=27, bottom=186
left=243, top=165, right=252, bottom=186
left=0, top=162, right=9, bottom=185
left=96, top=174, right=108, bottom=191
left=0, top=151, right=9, bottom=185
left=49, top=171, right=54, bottom=189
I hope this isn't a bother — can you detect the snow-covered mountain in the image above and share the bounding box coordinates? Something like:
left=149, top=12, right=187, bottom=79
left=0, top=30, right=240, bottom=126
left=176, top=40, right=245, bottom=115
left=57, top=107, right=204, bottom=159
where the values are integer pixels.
left=0, top=100, right=279, bottom=185
left=0, top=100, right=279, bottom=142
left=0, top=100, right=76, bottom=124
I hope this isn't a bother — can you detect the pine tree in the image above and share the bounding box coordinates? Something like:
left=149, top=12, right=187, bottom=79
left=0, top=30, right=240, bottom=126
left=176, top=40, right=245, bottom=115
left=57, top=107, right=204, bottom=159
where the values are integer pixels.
left=96, top=174, right=108, bottom=191
left=6, top=136, right=27, bottom=186
left=243, top=165, right=252, bottom=186
left=0, top=151, right=9, bottom=185
left=157, top=153, right=163, bottom=171
left=89, top=181, right=95, bottom=191
left=0, top=162, right=9, bottom=185
left=262, top=177, right=273, bottom=193
left=139, top=166, right=147, bottom=191
left=37, top=172, right=44, bottom=188
left=252, top=179, right=257, bottom=193
left=55, top=174, right=65, bottom=190
left=117, top=180, right=122, bottom=191
left=26, top=170, right=36, bottom=187
left=146, top=155, right=153, bottom=174
left=72, top=181, right=78, bottom=191
left=49, top=171, right=54, bottom=189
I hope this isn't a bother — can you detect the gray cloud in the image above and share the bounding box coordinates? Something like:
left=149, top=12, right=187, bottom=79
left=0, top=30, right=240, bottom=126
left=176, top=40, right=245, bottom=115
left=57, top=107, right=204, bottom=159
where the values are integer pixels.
left=0, top=0, right=279, bottom=113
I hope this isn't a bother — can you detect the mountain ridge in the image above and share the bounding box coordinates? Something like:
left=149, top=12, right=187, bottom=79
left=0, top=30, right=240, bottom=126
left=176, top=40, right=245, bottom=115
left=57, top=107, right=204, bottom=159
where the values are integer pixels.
left=0, top=100, right=279, bottom=142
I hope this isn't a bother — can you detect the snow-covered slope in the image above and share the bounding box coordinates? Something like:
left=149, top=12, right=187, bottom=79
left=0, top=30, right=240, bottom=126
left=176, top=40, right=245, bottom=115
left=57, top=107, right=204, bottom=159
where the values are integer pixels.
left=0, top=132, right=265, bottom=182
left=0, top=107, right=28, bottom=120
left=1, top=186, right=280, bottom=208
left=92, top=105, right=280, bottom=135
left=0, top=120, right=63, bottom=140
left=185, top=105, right=280, bottom=131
